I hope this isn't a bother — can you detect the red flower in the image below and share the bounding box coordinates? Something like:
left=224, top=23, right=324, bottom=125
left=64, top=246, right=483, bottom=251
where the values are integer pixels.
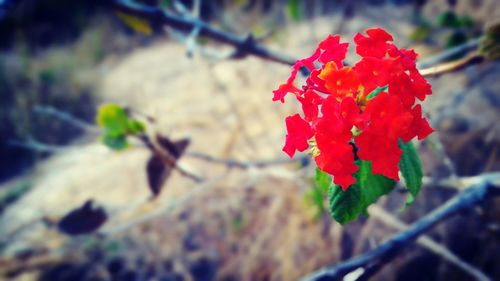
left=273, top=27, right=433, bottom=190
left=401, top=104, right=434, bottom=142
left=297, top=89, right=323, bottom=122
left=319, top=63, right=361, bottom=98
left=389, top=47, right=418, bottom=70
left=354, top=57, right=393, bottom=96
left=354, top=28, right=394, bottom=58
left=282, top=114, right=314, bottom=157
left=272, top=82, right=302, bottom=103
left=356, top=92, right=413, bottom=180
left=318, top=35, right=349, bottom=68
left=315, top=97, right=361, bottom=189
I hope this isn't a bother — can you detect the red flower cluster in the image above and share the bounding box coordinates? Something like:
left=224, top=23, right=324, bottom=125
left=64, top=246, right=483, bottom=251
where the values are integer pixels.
left=273, top=28, right=433, bottom=190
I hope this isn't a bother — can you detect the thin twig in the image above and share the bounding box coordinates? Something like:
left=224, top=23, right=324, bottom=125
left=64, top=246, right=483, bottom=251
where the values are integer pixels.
left=137, top=134, right=204, bottom=183
left=8, top=139, right=74, bottom=153
left=33, top=105, right=100, bottom=133
left=417, top=38, right=482, bottom=69
left=185, top=151, right=308, bottom=169
left=420, top=52, right=484, bottom=77
left=302, top=177, right=500, bottom=281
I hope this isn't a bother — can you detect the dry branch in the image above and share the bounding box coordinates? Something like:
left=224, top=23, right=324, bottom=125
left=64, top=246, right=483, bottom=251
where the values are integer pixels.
left=302, top=175, right=500, bottom=281
left=113, top=0, right=296, bottom=65
left=114, top=0, right=485, bottom=75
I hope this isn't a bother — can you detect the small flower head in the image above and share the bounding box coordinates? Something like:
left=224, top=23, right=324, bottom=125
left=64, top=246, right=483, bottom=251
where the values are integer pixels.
left=273, top=27, right=433, bottom=190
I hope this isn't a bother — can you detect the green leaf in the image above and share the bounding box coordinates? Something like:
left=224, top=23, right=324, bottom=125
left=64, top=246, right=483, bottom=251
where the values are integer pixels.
left=398, top=140, right=423, bottom=205
left=437, top=11, right=461, bottom=28
left=304, top=169, right=331, bottom=218
left=358, top=161, right=396, bottom=207
left=328, top=181, right=362, bottom=225
left=116, top=12, right=153, bottom=36
left=445, top=31, right=468, bottom=49
left=314, top=168, right=331, bottom=193
left=328, top=161, right=396, bottom=224
left=127, top=119, right=145, bottom=134
left=96, top=104, right=145, bottom=150
left=367, top=85, right=388, bottom=100
left=479, top=22, right=500, bottom=60
left=410, top=25, right=432, bottom=42
left=102, top=134, right=129, bottom=151
left=96, top=104, right=130, bottom=137
left=286, top=0, right=302, bottom=22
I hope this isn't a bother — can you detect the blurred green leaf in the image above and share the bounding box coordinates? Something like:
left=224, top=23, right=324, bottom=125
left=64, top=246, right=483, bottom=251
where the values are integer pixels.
left=445, top=31, right=468, bottom=49
left=102, top=134, right=129, bottom=151
left=287, top=0, right=302, bottom=22
left=437, top=11, right=461, bottom=28
left=97, top=104, right=146, bottom=150
left=479, top=22, right=500, bottom=60
left=97, top=104, right=130, bottom=137
left=97, top=103, right=145, bottom=136
left=304, top=168, right=331, bottom=218
left=127, top=119, right=145, bottom=134
left=410, top=25, right=432, bottom=42
left=398, top=140, right=423, bottom=205
left=116, top=11, right=153, bottom=35
left=459, top=16, right=475, bottom=28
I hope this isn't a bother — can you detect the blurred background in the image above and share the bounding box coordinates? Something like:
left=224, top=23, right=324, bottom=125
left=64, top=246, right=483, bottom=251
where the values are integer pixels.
left=0, top=0, right=499, bottom=280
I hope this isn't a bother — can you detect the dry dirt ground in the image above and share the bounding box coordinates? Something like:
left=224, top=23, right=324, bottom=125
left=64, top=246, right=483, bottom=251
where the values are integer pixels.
left=1, top=2, right=500, bottom=281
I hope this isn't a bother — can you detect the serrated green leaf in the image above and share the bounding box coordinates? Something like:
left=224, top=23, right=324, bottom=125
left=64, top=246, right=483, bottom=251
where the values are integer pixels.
left=398, top=140, right=423, bottom=205
left=328, top=182, right=362, bottom=224
left=328, top=161, right=396, bottom=224
left=358, top=161, right=396, bottom=207
left=367, top=85, right=388, bottom=100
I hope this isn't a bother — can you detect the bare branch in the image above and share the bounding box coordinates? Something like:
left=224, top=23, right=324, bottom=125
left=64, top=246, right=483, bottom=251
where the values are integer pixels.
left=420, top=52, right=484, bottom=77
left=114, top=1, right=488, bottom=75
left=417, top=38, right=482, bottom=69
left=185, top=151, right=308, bottom=169
left=113, top=0, right=296, bottom=65
left=33, top=105, right=100, bottom=133
left=302, top=175, right=500, bottom=281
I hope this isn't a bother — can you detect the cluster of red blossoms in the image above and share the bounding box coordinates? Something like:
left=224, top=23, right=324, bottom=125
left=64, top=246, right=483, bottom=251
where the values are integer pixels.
left=273, top=28, right=433, bottom=190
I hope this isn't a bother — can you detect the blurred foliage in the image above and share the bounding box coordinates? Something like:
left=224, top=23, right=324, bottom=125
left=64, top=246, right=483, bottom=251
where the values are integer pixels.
left=286, top=0, right=302, bottom=22
left=411, top=10, right=481, bottom=49
left=479, top=21, right=500, bottom=60
left=96, top=104, right=145, bottom=151
left=304, top=168, right=330, bottom=219
left=116, top=12, right=153, bottom=36
left=0, top=2, right=157, bottom=181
